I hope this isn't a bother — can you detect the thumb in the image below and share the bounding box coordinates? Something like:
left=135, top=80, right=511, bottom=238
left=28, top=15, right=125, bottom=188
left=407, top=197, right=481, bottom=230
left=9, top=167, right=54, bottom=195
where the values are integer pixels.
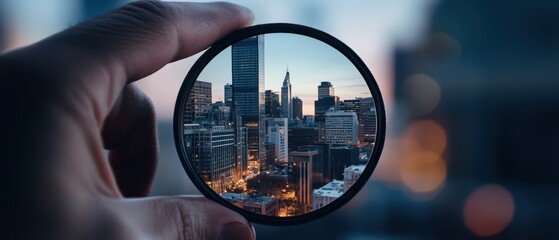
left=111, top=196, right=255, bottom=240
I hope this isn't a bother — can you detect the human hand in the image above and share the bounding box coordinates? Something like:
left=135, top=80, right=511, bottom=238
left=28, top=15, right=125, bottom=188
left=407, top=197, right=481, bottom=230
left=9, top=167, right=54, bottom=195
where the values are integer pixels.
left=0, top=1, right=254, bottom=239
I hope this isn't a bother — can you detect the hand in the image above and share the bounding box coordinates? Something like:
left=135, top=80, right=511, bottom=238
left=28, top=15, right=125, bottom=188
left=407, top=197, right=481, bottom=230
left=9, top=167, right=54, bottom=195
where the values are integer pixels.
left=0, top=1, right=254, bottom=239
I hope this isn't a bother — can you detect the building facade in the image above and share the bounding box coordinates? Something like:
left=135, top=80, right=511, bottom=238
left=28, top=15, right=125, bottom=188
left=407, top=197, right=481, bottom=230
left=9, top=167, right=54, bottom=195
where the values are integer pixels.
left=292, top=96, right=303, bottom=120
left=325, top=111, right=359, bottom=145
left=232, top=35, right=265, bottom=171
left=184, top=80, right=212, bottom=123
left=281, top=69, right=292, bottom=120
left=318, top=81, right=335, bottom=99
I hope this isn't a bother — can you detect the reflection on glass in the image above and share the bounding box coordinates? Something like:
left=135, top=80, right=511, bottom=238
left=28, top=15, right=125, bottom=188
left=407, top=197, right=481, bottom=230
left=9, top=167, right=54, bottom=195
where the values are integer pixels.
left=181, top=33, right=377, bottom=217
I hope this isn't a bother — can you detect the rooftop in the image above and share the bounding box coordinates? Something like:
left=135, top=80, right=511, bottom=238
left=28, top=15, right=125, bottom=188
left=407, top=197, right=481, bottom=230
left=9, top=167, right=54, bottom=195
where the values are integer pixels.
left=313, top=180, right=344, bottom=198
left=220, top=192, right=277, bottom=205
left=344, top=165, right=366, bottom=174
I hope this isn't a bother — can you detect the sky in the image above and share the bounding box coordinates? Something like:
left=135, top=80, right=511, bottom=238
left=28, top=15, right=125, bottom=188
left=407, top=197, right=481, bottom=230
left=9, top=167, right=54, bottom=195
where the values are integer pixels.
left=197, top=33, right=370, bottom=115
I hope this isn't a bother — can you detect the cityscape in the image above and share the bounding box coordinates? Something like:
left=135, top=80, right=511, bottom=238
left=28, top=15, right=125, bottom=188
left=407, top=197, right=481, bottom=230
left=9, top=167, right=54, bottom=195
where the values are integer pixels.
left=182, top=34, right=377, bottom=217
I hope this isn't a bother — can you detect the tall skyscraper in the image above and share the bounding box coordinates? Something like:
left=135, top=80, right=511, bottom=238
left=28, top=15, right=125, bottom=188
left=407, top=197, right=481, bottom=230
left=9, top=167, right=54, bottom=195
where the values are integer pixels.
left=224, top=83, right=233, bottom=105
left=232, top=35, right=265, bottom=171
left=324, top=111, right=359, bottom=146
left=292, top=97, right=303, bottom=120
left=318, top=81, right=335, bottom=99
left=281, top=69, right=292, bottom=120
left=184, top=81, right=212, bottom=123
left=265, top=90, right=281, bottom=118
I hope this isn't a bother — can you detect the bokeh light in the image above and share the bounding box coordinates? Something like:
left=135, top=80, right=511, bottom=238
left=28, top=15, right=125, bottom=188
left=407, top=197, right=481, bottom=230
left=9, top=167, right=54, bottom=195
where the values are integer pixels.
left=403, top=120, right=447, bottom=155
left=400, top=151, right=446, bottom=193
left=403, top=74, right=441, bottom=116
left=463, top=184, right=515, bottom=237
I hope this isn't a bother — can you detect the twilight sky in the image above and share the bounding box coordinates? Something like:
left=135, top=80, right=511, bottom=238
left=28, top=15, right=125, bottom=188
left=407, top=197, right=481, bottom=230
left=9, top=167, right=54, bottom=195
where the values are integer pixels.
left=197, top=33, right=371, bottom=115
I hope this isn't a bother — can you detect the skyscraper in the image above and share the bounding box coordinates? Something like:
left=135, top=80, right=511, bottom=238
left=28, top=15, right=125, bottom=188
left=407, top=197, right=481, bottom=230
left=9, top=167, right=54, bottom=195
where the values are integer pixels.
left=232, top=35, right=265, bottom=171
left=318, top=81, right=335, bottom=99
left=184, top=80, right=212, bottom=123
left=224, top=83, right=233, bottom=105
left=292, top=97, right=303, bottom=120
left=359, top=97, right=377, bottom=143
left=289, top=150, right=317, bottom=212
left=281, top=69, right=292, bottom=120
left=265, top=118, right=289, bottom=163
left=265, top=90, right=281, bottom=118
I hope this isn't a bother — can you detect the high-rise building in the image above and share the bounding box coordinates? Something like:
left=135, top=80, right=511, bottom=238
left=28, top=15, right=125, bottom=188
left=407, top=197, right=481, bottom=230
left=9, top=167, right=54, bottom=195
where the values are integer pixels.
left=265, top=118, right=289, bottom=163
left=292, top=97, right=303, bottom=120
left=314, top=95, right=339, bottom=123
left=192, top=126, right=236, bottom=194
left=265, top=90, right=281, bottom=118
left=184, top=81, right=212, bottom=123
left=359, top=97, right=377, bottom=143
left=224, top=83, right=233, bottom=105
left=325, top=111, right=359, bottom=146
left=340, top=98, right=361, bottom=116
left=281, top=69, right=292, bottom=119
left=331, top=146, right=360, bottom=180
left=297, top=144, right=331, bottom=188
left=288, top=127, right=319, bottom=151
left=289, top=150, right=317, bottom=212
left=232, top=35, right=265, bottom=171
left=318, top=81, right=335, bottom=99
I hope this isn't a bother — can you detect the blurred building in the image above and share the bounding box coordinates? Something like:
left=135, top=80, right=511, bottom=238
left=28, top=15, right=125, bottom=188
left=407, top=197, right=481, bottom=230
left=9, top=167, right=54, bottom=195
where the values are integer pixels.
left=221, top=193, right=279, bottom=216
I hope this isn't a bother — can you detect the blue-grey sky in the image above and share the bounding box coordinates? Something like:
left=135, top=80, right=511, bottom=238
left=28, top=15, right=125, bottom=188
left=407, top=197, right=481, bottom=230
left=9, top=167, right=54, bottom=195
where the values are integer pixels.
left=198, top=33, right=369, bottom=115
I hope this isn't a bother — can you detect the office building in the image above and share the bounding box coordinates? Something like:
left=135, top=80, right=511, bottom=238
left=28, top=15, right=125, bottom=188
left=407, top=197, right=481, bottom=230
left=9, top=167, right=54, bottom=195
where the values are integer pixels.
left=265, top=118, right=289, bottom=163
left=325, top=111, right=359, bottom=146
left=359, top=97, right=377, bottom=143
left=318, top=81, right=335, bottom=99
left=292, top=97, right=303, bottom=120
left=331, top=146, right=360, bottom=180
left=343, top=165, right=365, bottom=192
left=312, top=180, right=344, bottom=210
left=288, top=127, right=319, bottom=151
left=281, top=69, right=292, bottom=119
left=184, top=80, right=212, bottom=123
left=224, top=83, right=233, bottom=105
left=265, top=90, right=281, bottom=118
left=232, top=35, right=265, bottom=171
left=314, top=95, right=339, bottom=123
left=192, top=126, right=236, bottom=194
left=289, top=150, right=317, bottom=211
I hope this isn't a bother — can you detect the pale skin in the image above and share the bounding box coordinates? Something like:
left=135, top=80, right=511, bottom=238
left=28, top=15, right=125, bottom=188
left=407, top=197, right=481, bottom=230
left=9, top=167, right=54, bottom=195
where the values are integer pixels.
left=0, top=1, right=255, bottom=239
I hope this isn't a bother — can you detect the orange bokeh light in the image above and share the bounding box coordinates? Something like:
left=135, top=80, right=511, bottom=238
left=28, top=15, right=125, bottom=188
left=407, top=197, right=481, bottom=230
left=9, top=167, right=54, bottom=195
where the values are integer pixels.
left=463, top=184, right=515, bottom=237
left=403, top=120, right=447, bottom=155
left=400, top=151, right=446, bottom=193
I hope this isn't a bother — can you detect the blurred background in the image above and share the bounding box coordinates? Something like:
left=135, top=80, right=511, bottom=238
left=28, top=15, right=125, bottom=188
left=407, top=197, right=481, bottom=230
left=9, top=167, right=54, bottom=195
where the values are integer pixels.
left=2, top=0, right=559, bottom=239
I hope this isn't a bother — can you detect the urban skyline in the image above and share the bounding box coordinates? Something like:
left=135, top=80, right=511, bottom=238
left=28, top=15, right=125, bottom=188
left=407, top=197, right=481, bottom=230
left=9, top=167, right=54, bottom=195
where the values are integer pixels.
left=183, top=34, right=376, bottom=217
left=197, top=33, right=370, bottom=116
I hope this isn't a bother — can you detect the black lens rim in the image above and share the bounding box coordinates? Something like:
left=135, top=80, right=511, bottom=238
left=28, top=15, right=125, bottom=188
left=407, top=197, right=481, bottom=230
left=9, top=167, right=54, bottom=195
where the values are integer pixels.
left=173, top=23, right=386, bottom=225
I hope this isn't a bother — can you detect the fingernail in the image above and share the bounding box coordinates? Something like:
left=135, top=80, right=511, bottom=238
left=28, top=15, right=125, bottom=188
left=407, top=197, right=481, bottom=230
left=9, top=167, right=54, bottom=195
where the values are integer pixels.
left=219, top=222, right=254, bottom=240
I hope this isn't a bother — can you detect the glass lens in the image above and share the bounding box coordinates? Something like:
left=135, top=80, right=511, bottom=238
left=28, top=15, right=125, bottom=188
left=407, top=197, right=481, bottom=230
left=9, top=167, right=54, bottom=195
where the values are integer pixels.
left=180, top=33, right=377, bottom=217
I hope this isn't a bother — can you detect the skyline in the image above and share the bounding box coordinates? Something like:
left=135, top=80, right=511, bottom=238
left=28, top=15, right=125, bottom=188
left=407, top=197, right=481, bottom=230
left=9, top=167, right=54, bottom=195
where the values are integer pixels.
left=197, top=33, right=371, bottom=115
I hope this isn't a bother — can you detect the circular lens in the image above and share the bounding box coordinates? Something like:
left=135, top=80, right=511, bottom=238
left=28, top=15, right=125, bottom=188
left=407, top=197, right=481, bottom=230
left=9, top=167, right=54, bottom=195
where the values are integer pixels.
left=174, top=24, right=385, bottom=225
